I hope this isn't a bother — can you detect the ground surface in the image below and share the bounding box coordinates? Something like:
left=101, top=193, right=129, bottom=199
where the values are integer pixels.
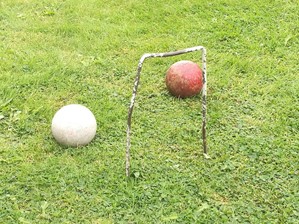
left=0, top=0, right=298, bottom=223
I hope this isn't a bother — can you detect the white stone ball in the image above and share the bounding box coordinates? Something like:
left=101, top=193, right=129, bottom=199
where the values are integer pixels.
left=51, top=104, right=97, bottom=147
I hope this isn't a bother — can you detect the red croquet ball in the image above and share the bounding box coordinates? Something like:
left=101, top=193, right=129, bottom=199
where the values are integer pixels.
left=165, top=60, right=203, bottom=98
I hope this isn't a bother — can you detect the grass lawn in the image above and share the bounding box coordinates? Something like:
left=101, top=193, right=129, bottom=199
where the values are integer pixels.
left=0, top=0, right=298, bottom=223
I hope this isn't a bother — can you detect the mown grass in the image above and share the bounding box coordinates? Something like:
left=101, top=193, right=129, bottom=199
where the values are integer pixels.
left=0, top=0, right=298, bottom=223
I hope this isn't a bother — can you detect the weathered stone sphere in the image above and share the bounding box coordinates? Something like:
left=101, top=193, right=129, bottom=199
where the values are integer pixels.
left=51, top=104, right=97, bottom=147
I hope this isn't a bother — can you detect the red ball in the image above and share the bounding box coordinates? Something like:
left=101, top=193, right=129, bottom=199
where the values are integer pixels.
left=165, top=60, right=203, bottom=98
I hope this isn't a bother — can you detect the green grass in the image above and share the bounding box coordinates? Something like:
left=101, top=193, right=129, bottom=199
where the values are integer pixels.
left=0, top=0, right=298, bottom=223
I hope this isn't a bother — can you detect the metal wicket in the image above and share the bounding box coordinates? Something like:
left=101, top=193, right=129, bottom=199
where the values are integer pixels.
left=126, top=46, right=208, bottom=177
